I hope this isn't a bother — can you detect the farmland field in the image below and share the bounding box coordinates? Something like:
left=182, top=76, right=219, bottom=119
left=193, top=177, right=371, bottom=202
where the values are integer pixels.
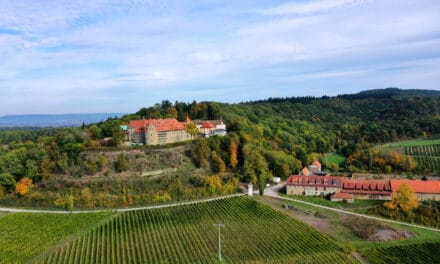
left=34, top=197, right=357, bottom=263
left=324, top=153, right=347, bottom=165
left=405, top=145, right=440, bottom=157
left=375, top=138, right=440, bottom=154
left=361, top=241, right=440, bottom=264
left=405, top=144, right=440, bottom=172
left=0, top=212, right=111, bottom=263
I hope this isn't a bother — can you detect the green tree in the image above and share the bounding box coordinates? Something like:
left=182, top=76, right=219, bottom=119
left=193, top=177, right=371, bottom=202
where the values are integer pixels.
left=206, top=175, right=223, bottom=195
left=191, top=139, right=209, bottom=167
left=88, top=124, right=102, bottom=139
left=97, top=155, right=107, bottom=170
left=167, top=178, right=185, bottom=201
left=66, top=194, right=74, bottom=212
left=111, top=126, right=125, bottom=146
left=40, top=158, right=55, bottom=180
left=80, top=188, right=93, bottom=207
left=185, top=122, right=199, bottom=136
left=0, top=173, right=16, bottom=192
left=401, top=155, right=416, bottom=172
left=211, top=151, right=226, bottom=173
left=25, top=160, right=39, bottom=181
left=114, top=154, right=129, bottom=172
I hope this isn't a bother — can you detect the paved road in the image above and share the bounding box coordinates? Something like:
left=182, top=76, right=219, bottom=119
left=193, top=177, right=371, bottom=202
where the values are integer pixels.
left=0, top=193, right=245, bottom=214
left=264, top=183, right=440, bottom=232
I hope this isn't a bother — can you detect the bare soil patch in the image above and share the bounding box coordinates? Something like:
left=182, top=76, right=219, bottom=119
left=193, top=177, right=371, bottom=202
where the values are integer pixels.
left=341, top=214, right=415, bottom=241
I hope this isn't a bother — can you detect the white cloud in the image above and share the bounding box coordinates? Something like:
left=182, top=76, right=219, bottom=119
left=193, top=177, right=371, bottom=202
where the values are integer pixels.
left=0, top=0, right=440, bottom=114
left=257, top=0, right=370, bottom=16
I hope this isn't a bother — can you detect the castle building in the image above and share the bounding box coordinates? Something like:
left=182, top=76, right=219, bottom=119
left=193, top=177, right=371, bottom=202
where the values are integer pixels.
left=120, top=117, right=227, bottom=145
left=194, top=119, right=227, bottom=138
left=124, top=118, right=193, bottom=145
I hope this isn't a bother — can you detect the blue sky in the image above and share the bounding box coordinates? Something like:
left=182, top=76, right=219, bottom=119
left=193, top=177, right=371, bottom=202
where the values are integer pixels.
left=1, top=0, right=440, bottom=115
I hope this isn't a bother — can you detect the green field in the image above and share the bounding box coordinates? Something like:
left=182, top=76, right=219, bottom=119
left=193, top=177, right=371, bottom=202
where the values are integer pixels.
left=324, top=153, right=347, bottom=165
left=375, top=138, right=440, bottom=154
left=0, top=212, right=111, bottom=263
left=34, top=197, right=357, bottom=263
left=361, top=241, right=440, bottom=264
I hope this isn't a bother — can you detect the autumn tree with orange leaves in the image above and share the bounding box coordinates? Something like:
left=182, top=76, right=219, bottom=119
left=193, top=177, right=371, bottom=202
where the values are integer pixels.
left=15, top=177, right=33, bottom=196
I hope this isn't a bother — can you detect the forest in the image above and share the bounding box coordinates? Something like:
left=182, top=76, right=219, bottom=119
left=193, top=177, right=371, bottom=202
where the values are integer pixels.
left=0, top=88, right=439, bottom=207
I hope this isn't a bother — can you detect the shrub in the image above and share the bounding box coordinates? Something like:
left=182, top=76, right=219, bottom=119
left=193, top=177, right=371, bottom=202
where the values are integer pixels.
left=114, top=154, right=129, bottom=172
left=0, top=173, right=16, bottom=192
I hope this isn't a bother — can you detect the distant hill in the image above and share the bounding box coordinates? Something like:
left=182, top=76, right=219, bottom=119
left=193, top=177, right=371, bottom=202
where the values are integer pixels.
left=0, top=113, right=125, bottom=128
left=338, top=87, right=440, bottom=99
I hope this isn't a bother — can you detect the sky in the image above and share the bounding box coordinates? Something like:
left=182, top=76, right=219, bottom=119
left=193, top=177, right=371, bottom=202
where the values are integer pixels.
left=1, top=0, right=440, bottom=115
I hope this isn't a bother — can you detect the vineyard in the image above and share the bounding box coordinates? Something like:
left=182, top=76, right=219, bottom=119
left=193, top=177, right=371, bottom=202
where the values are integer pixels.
left=405, top=145, right=440, bottom=172
left=0, top=212, right=111, bottom=263
left=405, top=145, right=440, bottom=157
left=361, top=241, right=440, bottom=264
left=34, top=197, right=357, bottom=263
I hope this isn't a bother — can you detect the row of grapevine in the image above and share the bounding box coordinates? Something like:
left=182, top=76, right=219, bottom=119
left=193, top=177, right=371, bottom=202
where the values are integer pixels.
left=361, top=241, right=440, bottom=264
left=413, top=156, right=440, bottom=171
left=405, top=145, right=440, bottom=157
left=404, top=145, right=440, bottom=172
left=36, top=197, right=358, bottom=263
left=0, top=212, right=110, bottom=263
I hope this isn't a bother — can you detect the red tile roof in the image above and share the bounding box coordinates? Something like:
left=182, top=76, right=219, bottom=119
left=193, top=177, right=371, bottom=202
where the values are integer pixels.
left=194, top=120, right=224, bottom=126
left=332, top=192, right=354, bottom=199
left=201, top=121, right=215, bottom=129
left=129, top=119, right=185, bottom=133
left=301, top=167, right=311, bottom=176
left=312, top=160, right=321, bottom=167
left=286, top=175, right=343, bottom=187
left=390, top=180, right=440, bottom=194
left=342, top=179, right=391, bottom=195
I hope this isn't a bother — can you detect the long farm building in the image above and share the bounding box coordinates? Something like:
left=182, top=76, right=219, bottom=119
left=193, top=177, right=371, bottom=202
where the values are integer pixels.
left=286, top=175, right=440, bottom=202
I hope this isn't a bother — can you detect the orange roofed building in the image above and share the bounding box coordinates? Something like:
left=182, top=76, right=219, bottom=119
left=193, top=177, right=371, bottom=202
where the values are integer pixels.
left=194, top=119, right=227, bottom=138
left=390, top=180, right=440, bottom=201
left=125, top=118, right=193, bottom=145
left=330, top=192, right=354, bottom=203
left=341, top=179, right=392, bottom=200
left=286, top=175, right=440, bottom=201
left=286, top=175, right=343, bottom=196
left=121, top=117, right=227, bottom=145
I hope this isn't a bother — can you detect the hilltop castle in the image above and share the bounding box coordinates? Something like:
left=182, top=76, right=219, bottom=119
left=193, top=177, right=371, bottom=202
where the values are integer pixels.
left=120, top=117, right=226, bottom=145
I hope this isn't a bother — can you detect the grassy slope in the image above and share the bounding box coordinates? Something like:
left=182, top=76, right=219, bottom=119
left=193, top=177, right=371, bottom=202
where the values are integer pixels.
left=324, top=153, right=347, bottom=165
left=257, top=196, right=440, bottom=263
